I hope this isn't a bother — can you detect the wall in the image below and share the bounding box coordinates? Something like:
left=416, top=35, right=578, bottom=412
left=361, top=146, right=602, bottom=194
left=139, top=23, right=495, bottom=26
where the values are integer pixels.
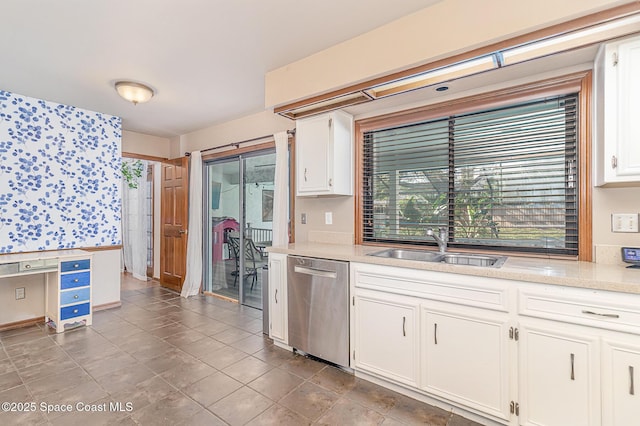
left=593, top=187, right=640, bottom=264
left=0, top=89, right=121, bottom=253
left=0, top=274, right=44, bottom=324
left=122, top=130, right=171, bottom=159
left=265, top=0, right=626, bottom=107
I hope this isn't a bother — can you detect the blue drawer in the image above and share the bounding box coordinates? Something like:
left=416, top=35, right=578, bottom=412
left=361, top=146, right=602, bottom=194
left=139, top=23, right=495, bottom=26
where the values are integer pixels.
left=60, top=287, right=90, bottom=305
left=60, top=271, right=90, bottom=289
left=61, top=259, right=91, bottom=272
left=60, top=302, right=90, bottom=320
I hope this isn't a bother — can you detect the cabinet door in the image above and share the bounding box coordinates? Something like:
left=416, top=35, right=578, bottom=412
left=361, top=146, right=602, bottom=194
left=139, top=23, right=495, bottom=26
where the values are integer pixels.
left=518, top=321, right=600, bottom=426
left=614, top=38, right=640, bottom=179
left=354, top=291, right=419, bottom=387
left=422, top=306, right=510, bottom=421
left=296, top=114, right=330, bottom=195
left=268, top=253, right=287, bottom=343
left=602, top=336, right=640, bottom=426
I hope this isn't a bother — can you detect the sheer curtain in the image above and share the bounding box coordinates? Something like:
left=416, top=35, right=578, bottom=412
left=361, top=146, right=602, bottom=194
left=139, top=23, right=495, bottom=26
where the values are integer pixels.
left=181, top=151, right=203, bottom=298
left=121, top=158, right=149, bottom=281
left=272, top=132, right=289, bottom=247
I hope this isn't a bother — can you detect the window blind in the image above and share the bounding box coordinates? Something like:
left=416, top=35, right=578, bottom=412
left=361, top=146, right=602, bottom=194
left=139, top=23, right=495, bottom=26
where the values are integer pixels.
left=362, top=94, right=578, bottom=255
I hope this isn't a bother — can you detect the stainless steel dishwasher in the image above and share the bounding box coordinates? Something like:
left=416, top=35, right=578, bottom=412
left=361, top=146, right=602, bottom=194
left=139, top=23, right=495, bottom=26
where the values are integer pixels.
left=287, top=255, right=349, bottom=367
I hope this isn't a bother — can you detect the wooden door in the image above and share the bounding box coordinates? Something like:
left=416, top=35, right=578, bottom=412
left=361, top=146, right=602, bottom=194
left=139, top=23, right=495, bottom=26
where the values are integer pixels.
left=160, top=157, right=189, bottom=292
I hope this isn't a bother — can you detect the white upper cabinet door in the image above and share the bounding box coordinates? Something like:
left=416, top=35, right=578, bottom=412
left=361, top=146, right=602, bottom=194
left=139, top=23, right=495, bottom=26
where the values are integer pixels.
left=596, top=35, right=640, bottom=185
left=296, top=111, right=353, bottom=196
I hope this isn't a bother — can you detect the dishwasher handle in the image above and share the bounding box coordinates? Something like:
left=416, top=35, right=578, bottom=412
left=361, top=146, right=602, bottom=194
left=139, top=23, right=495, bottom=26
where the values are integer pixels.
left=293, top=265, right=337, bottom=279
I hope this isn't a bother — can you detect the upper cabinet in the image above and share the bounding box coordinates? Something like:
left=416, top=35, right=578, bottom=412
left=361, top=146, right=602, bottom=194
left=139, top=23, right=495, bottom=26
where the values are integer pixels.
left=595, top=34, right=640, bottom=186
left=295, top=111, right=353, bottom=196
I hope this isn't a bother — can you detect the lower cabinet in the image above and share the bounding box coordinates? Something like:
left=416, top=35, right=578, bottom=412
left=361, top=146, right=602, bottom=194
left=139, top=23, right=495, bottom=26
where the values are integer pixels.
left=422, top=304, right=511, bottom=421
left=602, top=335, right=640, bottom=425
left=518, top=320, right=600, bottom=426
left=267, top=252, right=287, bottom=344
left=353, top=290, right=419, bottom=387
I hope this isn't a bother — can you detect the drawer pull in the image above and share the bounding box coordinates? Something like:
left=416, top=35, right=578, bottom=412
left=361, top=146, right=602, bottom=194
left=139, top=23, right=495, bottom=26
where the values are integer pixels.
left=73, top=279, right=79, bottom=283
left=73, top=309, right=78, bottom=314
left=74, top=263, right=79, bottom=268
left=581, top=310, right=620, bottom=318
left=570, top=353, right=575, bottom=380
left=24, top=264, right=31, bottom=269
left=74, top=295, right=79, bottom=299
left=402, top=316, right=406, bottom=337
left=434, top=323, right=438, bottom=344
left=631, top=366, right=635, bottom=396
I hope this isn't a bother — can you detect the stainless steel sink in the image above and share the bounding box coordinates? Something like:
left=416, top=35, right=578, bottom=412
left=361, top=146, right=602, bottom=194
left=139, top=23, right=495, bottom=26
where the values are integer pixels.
left=367, top=248, right=444, bottom=262
left=367, top=248, right=507, bottom=268
left=442, top=253, right=507, bottom=268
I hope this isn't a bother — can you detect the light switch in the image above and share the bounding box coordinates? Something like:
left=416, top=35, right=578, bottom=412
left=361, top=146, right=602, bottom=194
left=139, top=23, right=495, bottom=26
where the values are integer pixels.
left=301, top=213, right=307, bottom=224
left=611, top=213, right=639, bottom=233
left=325, top=212, right=333, bottom=225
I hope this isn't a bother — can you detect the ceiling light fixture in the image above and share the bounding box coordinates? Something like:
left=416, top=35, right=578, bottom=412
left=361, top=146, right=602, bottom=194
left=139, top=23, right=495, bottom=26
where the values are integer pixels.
left=115, top=81, right=155, bottom=105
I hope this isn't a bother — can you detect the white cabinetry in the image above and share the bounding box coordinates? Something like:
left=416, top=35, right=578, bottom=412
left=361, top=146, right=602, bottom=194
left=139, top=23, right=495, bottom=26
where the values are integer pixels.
left=268, top=253, right=287, bottom=345
left=602, top=335, right=640, bottom=425
left=353, top=290, right=419, bottom=387
left=518, top=320, right=600, bottom=426
left=422, top=303, right=511, bottom=421
left=295, top=111, right=353, bottom=196
left=595, top=34, right=640, bottom=185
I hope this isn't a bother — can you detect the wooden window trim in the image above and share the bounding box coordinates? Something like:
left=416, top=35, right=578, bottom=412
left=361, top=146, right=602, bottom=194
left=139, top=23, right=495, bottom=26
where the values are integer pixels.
left=122, top=152, right=168, bottom=162
left=355, top=71, right=593, bottom=261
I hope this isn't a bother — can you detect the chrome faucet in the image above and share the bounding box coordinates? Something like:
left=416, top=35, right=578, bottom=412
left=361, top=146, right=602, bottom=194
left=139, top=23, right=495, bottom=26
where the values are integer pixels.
left=426, top=227, right=448, bottom=254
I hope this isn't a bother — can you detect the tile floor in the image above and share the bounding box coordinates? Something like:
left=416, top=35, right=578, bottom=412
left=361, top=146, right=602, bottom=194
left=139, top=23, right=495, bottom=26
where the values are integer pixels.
left=0, top=275, right=483, bottom=425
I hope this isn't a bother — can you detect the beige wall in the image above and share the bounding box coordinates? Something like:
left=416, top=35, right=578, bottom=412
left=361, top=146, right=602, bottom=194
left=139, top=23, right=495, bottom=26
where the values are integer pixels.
left=265, top=0, right=626, bottom=107
left=122, top=130, right=171, bottom=159
left=180, top=110, right=292, bottom=154
left=0, top=274, right=45, bottom=324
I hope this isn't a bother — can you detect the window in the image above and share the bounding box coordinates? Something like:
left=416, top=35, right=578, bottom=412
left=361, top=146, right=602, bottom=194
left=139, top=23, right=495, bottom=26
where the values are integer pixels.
left=360, top=92, right=581, bottom=256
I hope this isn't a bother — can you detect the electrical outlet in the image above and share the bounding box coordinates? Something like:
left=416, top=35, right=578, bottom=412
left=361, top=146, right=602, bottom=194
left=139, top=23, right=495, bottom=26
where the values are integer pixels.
left=325, top=212, right=333, bottom=225
left=301, top=213, right=307, bottom=224
left=15, top=287, right=25, bottom=300
left=611, top=213, right=639, bottom=233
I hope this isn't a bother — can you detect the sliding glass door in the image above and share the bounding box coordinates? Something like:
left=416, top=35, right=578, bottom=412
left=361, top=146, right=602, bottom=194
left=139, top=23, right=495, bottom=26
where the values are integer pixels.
left=204, top=149, right=275, bottom=309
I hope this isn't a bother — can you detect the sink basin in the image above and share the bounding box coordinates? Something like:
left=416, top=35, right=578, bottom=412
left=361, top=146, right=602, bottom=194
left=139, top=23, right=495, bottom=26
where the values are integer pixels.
left=367, top=248, right=443, bottom=262
left=442, top=253, right=507, bottom=268
left=367, top=249, right=507, bottom=268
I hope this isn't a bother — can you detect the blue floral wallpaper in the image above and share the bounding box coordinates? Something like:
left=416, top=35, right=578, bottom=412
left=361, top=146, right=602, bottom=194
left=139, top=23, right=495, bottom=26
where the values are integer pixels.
left=0, top=90, right=122, bottom=253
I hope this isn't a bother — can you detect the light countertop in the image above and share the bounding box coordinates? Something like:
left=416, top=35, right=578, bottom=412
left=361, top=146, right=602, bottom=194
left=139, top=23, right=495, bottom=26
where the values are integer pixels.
left=268, top=242, right=640, bottom=295
left=0, top=249, right=91, bottom=264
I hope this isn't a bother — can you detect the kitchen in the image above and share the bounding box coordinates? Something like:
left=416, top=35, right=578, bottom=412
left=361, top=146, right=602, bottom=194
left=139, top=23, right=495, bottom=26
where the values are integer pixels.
left=2, top=1, right=640, bottom=425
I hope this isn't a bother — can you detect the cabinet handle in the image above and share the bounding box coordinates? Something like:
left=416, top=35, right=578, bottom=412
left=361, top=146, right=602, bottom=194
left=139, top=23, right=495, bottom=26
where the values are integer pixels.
left=630, top=366, right=635, bottom=396
left=402, top=316, right=406, bottom=337
left=74, top=295, right=79, bottom=299
left=570, top=353, right=575, bottom=380
left=434, top=323, right=438, bottom=345
left=74, top=263, right=79, bottom=268
left=73, top=279, right=79, bottom=283
left=328, top=178, right=333, bottom=187
left=611, top=155, right=617, bottom=169
left=73, top=309, right=78, bottom=314
left=274, top=289, right=278, bottom=304
left=304, top=168, right=307, bottom=182
left=24, top=264, right=31, bottom=269
left=581, top=310, right=620, bottom=319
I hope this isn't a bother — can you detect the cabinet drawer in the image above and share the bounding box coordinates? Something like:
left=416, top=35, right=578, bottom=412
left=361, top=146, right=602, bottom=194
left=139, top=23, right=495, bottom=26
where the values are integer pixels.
left=519, top=287, right=640, bottom=334
left=60, top=287, right=90, bottom=305
left=60, top=303, right=90, bottom=320
left=60, top=271, right=90, bottom=289
left=61, top=259, right=90, bottom=272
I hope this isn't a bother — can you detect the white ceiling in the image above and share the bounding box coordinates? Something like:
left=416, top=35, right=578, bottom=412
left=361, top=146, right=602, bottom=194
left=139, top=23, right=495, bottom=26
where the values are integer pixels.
left=0, top=0, right=440, bottom=138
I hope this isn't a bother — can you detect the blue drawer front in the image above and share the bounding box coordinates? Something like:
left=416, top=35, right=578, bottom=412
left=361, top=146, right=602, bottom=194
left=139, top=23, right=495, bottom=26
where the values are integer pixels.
left=60, top=302, right=90, bottom=320
left=60, top=271, right=90, bottom=289
left=60, top=287, right=90, bottom=305
left=61, top=259, right=91, bottom=272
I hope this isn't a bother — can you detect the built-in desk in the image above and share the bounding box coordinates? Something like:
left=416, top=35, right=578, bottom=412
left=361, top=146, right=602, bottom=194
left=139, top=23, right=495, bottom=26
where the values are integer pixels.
left=0, top=250, right=93, bottom=332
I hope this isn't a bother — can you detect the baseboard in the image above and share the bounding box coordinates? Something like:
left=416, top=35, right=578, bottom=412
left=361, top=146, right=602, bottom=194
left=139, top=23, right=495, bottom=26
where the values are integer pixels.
left=93, top=301, right=122, bottom=311
left=203, top=291, right=239, bottom=304
left=0, top=316, right=45, bottom=332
